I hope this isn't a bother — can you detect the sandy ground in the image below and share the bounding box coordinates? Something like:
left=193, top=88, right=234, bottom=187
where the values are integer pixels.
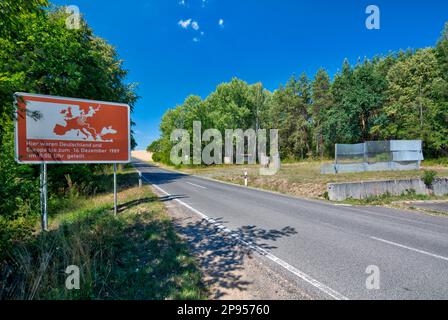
left=132, top=150, right=153, bottom=162
left=150, top=185, right=311, bottom=300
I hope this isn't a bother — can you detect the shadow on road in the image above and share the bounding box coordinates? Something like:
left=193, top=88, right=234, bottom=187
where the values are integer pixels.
left=141, top=171, right=187, bottom=185
left=132, top=161, right=157, bottom=170
left=132, top=160, right=188, bottom=185
left=132, top=160, right=300, bottom=298
left=172, top=216, right=297, bottom=299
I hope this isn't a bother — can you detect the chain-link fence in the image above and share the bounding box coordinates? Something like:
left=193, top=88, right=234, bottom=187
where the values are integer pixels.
left=321, top=140, right=424, bottom=174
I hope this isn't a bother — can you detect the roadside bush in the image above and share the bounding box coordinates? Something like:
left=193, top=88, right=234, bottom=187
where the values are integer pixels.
left=0, top=127, right=40, bottom=257
left=0, top=188, right=206, bottom=300
left=423, top=170, right=437, bottom=188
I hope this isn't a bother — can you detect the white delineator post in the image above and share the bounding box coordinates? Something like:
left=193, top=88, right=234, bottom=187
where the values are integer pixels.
left=334, top=144, right=339, bottom=174
left=244, top=170, right=248, bottom=187
left=114, top=163, right=118, bottom=216
left=40, top=163, right=48, bottom=232
left=139, top=171, right=142, bottom=188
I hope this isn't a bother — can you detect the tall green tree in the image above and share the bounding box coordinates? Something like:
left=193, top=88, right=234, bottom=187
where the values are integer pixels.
left=436, top=22, right=448, bottom=80
left=382, top=48, right=448, bottom=156
left=0, top=1, right=139, bottom=222
left=153, top=22, right=448, bottom=162
left=0, top=0, right=48, bottom=39
left=323, top=60, right=354, bottom=151
left=311, top=68, right=333, bottom=158
left=271, top=73, right=311, bottom=159
left=0, top=5, right=138, bottom=146
left=249, top=82, right=271, bottom=131
left=349, top=59, right=388, bottom=141
left=205, top=78, right=253, bottom=133
left=323, top=58, right=388, bottom=152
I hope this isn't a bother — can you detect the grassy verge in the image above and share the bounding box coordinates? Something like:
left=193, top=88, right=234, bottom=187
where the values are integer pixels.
left=341, top=191, right=448, bottom=206
left=0, top=173, right=206, bottom=300
left=150, top=160, right=448, bottom=201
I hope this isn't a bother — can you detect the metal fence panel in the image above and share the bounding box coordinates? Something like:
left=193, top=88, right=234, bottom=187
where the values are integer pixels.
left=336, top=143, right=365, bottom=163
left=390, top=140, right=422, bottom=151
left=392, top=151, right=424, bottom=161
left=365, top=141, right=391, bottom=163
left=324, top=140, right=423, bottom=174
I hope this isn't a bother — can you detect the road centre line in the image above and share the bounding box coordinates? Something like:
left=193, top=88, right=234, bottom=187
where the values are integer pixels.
left=185, top=181, right=208, bottom=189
left=370, top=236, right=448, bottom=262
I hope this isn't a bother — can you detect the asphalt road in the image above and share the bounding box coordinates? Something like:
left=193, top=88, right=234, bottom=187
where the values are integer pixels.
left=133, top=160, right=448, bottom=300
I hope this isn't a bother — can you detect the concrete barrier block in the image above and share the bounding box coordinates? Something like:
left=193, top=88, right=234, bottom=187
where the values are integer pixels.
left=327, top=178, right=446, bottom=201
left=433, top=178, right=448, bottom=196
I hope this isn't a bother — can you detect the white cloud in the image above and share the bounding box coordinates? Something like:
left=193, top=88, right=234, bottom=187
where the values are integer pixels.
left=179, top=0, right=186, bottom=6
left=178, top=19, right=192, bottom=29
left=193, top=37, right=200, bottom=43
left=218, top=19, right=224, bottom=28
left=191, top=21, right=200, bottom=31
left=178, top=19, right=201, bottom=31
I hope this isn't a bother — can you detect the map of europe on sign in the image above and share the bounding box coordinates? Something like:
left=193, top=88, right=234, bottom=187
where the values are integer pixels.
left=15, top=93, right=130, bottom=164
left=27, top=101, right=118, bottom=142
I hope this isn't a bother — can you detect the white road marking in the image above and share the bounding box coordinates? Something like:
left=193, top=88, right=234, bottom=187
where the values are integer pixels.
left=185, top=181, right=208, bottom=189
left=145, top=178, right=349, bottom=300
left=370, top=237, right=448, bottom=262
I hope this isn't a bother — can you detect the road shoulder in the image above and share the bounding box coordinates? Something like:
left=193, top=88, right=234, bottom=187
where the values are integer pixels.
left=149, top=185, right=311, bottom=300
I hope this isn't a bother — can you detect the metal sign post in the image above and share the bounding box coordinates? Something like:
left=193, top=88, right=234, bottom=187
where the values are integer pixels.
left=40, top=163, right=48, bottom=232
left=113, top=163, right=118, bottom=216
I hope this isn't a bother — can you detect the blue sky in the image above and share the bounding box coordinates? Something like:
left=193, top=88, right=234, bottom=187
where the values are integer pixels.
left=51, top=0, right=448, bottom=150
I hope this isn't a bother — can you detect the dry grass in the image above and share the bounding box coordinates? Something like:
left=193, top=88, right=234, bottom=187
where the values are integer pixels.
left=163, top=161, right=448, bottom=199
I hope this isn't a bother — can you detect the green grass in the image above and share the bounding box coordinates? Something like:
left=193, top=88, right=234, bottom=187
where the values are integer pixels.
left=0, top=180, right=207, bottom=300
left=341, top=190, right=448, bottom=206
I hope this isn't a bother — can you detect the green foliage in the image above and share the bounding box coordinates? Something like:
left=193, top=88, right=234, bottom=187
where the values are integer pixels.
left=0, top=0, right=139, bottom=250
left=342, top=190, right=436, bottom=205
left=323, top=58, right=388, bottom=152
left=436, top=23, right=448, bottom=81
left=311, top=68, right=333, bottom=158
left=153, top=23, right=448, bottom=164
left=0, top=0, right=49, bottom=39
left=1, top=186, right=206, bottom=300
left=423, top=170, right=437, bottom=188
left=153, top=78, right=272, bottom=164
left=271, top=73, right=311, bottom=159
left=379, top=49, right=448, bottom=156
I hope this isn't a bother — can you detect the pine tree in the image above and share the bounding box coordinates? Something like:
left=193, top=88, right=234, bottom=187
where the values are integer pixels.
left=311, top=68, right=333, bottom=158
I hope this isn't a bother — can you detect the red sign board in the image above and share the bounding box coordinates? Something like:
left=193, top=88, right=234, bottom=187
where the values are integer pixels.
left=15, top=93, right=131, bottom=164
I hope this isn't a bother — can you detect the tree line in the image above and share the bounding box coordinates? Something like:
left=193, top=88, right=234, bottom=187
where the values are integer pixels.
left=150, top=23, right=448, bottom=164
